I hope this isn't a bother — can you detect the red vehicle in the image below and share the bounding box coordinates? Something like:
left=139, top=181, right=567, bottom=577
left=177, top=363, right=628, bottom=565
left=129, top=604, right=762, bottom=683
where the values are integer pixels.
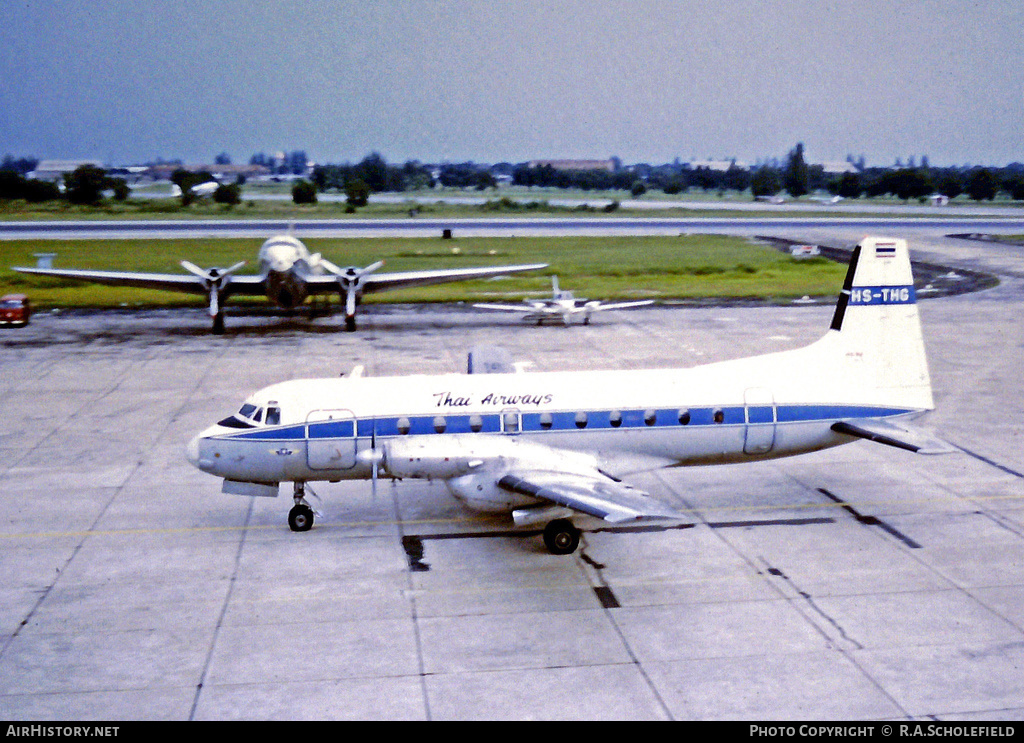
left=0, top=294, right=31, bottom=327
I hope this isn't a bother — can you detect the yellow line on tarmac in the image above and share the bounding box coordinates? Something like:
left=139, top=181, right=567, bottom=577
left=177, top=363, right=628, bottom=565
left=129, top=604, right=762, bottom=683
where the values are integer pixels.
left=0, top=516, right=479, bottom=541
left=0, top=492, right=1019, bottom=542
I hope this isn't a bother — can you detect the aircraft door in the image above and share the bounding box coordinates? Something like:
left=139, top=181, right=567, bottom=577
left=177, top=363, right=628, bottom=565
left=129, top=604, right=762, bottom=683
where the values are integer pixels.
left=743, top=387, right=776, bottom=455
left=306, top=409, right=358, bottom=470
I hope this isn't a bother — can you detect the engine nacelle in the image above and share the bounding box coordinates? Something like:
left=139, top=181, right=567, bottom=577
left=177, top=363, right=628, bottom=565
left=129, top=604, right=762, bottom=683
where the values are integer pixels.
left=445, top=471, right=538, bottom=513
left=383, top=438, right=481, bottom=480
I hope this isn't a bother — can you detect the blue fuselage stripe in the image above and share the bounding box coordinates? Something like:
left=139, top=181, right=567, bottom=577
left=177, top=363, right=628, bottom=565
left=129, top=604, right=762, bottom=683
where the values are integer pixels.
left=223, top=404, right=914, bottom=442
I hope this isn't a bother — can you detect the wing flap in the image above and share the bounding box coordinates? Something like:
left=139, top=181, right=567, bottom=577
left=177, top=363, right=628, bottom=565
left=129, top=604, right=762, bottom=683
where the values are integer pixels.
left=832, top=419, right=953, bottom=455
left=498, top=469, right=681, bottom=523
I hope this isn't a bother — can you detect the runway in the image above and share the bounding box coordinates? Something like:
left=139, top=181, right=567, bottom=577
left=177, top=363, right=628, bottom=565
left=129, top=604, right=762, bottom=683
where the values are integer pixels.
left=1, top=227, right=1023, bottom=720
left=2, top=213, right=1023, bottom=241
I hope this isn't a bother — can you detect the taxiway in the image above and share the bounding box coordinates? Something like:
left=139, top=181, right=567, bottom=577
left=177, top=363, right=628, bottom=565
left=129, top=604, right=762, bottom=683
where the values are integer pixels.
left=1, top=229, right=1023, bottom=720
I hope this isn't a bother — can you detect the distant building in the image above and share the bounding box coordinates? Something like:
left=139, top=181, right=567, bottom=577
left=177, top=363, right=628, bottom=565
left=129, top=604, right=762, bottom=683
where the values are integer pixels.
left=817, top=161, right=860, bottom=174
left=144, top=163, right=272, bottom=182
left=29, top=159, right=104, bottom=181
left=527, top=159, right=615, bottom=172
left=686, top=159, right=749, bottom=171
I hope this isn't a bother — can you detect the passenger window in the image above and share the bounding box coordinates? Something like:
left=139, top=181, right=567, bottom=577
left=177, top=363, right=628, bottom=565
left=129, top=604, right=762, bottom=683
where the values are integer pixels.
left=539, top=412, right=553, bottom=430
left=433, top=416, right=446, bottom=434
left=644, top=409, right=657, bottom=426
left=678, top=409, right=691, bottom=425
left=469, top=414, right=483, bottom=433
left=503, top=411, right=520, bottom=433
left=575, top=411, right=588, bottom=429
left=609, top=410, right=622, bottom=427
left=713, top=409, right=725, bottom=424
left=397, top=417, right=411, bottom=435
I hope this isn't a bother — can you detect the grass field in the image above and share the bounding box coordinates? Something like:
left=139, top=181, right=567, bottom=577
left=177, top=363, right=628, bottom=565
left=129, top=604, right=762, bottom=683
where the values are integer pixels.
left=0, top=195, right=834, bottom=222
left=0, top=234, right=848, bottom=309
left=5, top=185, right=1003, bottom=222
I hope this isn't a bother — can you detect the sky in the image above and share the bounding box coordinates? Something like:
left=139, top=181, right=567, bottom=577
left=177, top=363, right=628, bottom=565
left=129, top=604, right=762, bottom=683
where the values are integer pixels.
left=2, top=0, right=1022, bottom=168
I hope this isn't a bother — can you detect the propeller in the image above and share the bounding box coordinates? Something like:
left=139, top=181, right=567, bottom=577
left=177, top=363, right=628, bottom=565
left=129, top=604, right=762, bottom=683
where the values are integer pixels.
left=319, top=259, right=384, bottom=331
left=371, top=421, right=379, bottom=500
left=356, top=419, right=385, bottom=500
left=181, top=260, right=246, bottom=332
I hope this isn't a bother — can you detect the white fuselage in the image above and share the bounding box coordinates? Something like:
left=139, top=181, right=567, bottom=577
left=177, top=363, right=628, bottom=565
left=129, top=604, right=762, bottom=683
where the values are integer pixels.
left=187, top=330, right=927, bottom=503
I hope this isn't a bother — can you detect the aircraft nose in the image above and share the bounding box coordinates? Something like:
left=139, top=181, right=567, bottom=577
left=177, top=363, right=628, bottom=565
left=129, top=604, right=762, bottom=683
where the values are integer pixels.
left=186, top=434, right=201, bottom=468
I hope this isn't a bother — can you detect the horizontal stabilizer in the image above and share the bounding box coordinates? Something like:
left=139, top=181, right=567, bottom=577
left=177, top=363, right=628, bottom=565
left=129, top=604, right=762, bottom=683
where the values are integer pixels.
left=831, top=419, right=953, bottom=455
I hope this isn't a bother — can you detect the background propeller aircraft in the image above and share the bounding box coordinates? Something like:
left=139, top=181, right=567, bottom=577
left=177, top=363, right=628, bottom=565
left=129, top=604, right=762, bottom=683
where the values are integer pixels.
left=474, top=276, right=654, bottom=325
left=188, top=237, right=951, bottom=555
left=13, top=233, right=547, bottom=333
left=170, top=181, right=219, bottom=198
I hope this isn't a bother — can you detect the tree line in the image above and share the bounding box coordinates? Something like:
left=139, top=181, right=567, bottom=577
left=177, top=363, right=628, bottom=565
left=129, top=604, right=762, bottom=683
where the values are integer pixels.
left=746, top=143, right=1024, bottom=202
left=4, top=148, right=1024, bottom=208
left=307, top=148, right=1024, bottom=205
left=0, top=162, right=130, bottom=205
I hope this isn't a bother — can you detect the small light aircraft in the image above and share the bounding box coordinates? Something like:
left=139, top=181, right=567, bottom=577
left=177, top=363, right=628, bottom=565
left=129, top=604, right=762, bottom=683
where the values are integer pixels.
left=12, top=233, right=547, bottom=333
left=187, top=237, right=950, bottom=554
left=473, top=276, right=654, bottom=325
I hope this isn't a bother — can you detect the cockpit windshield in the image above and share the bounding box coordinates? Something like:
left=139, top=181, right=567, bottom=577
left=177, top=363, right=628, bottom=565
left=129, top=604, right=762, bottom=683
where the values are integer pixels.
left=218, top=402, right=282, bottom=429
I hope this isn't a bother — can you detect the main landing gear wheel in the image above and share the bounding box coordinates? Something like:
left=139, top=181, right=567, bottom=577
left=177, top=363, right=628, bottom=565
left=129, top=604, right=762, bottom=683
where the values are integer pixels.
left=288, top=503, right=314, bottom=532
left=543, top=519, right=580, bottom=555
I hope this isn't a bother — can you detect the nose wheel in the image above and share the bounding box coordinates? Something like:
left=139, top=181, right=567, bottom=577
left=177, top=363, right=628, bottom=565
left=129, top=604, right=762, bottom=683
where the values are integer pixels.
left=288, top=503, right=314, bottom=532
left=288, top=482, right=315, bottom=532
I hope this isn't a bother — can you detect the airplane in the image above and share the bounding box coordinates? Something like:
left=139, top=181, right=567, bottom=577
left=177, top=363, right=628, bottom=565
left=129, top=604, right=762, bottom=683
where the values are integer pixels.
left=170, top=181, right=219, bottom=198
left=473, top=276, right=654, bottom=325
left=186, top=237, right=951, bottom=555
left=12, top=233, right=547, bottom=333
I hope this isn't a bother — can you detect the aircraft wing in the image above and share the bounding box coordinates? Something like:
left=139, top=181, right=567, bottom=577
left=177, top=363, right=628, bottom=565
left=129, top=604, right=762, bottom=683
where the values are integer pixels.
left=831, top=418, right=954, bottom=455
left=11, top=266, right=268, bottom=296
left=472, top=302, right=537, bottom=313
left=577, top=299, right=655, bottom=313
left=304, top=263, right=548, bottom=295
left=498, top=468, right=682, bottom=523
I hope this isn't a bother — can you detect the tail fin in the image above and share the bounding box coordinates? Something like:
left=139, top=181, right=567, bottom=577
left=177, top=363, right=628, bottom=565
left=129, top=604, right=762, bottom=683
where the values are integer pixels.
left=820, top=237, right=933, bottom=411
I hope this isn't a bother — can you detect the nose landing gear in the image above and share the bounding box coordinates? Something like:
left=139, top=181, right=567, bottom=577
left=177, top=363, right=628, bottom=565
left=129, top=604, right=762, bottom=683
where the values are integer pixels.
left=288, top=481, right=315, bottom=532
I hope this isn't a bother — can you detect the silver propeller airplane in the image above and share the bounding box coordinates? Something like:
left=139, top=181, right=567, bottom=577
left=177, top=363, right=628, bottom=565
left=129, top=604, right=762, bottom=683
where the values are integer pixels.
left=12, top=233, right=547, bottom=333
left=187, top=237, right=950, bottom=554
left=474, top=276, right=654, bottom=325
